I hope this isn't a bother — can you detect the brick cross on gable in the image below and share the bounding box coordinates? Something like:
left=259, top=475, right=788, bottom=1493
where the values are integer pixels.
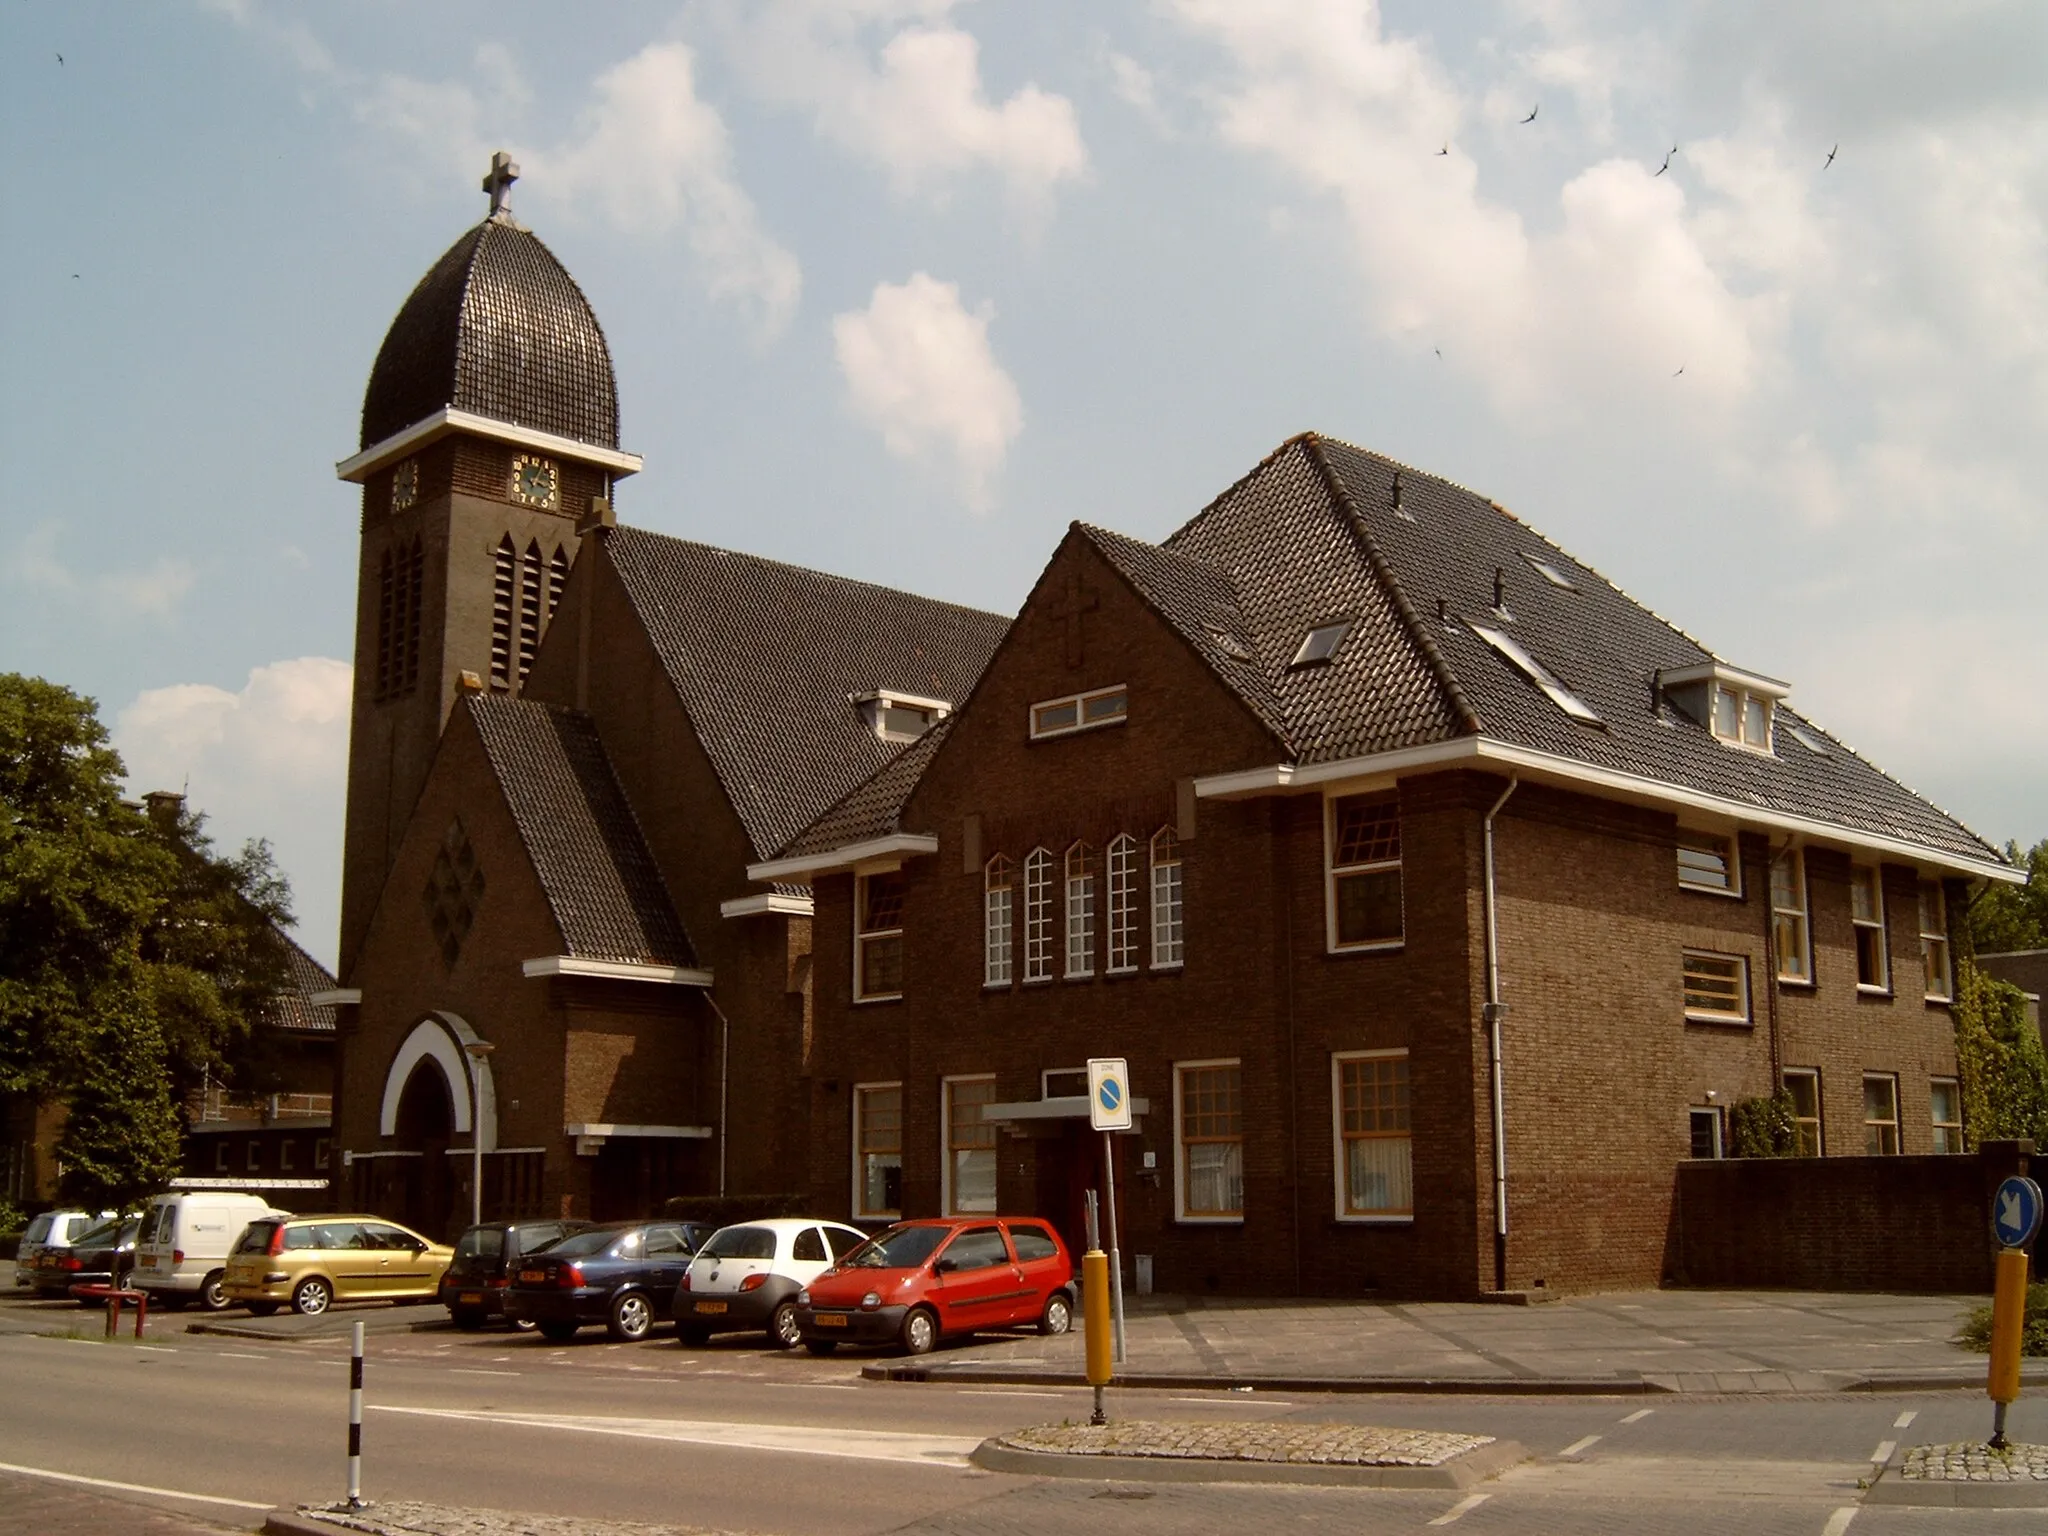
left=1047, top=571, right=1100, bottom=669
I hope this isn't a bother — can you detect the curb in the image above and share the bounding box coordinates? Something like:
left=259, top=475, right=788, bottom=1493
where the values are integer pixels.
left=1864, top=1465, right=2048, bottom=1509
left=263, top=1510, right=354, bottom=1536
left=868, top=1365, right=1668, bottom=1395
left=969, top=1435, right=1527, bottom=1488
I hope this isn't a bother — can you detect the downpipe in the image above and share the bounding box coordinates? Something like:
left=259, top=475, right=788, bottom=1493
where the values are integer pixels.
left=1483, top=776, right=1519, bottom=1293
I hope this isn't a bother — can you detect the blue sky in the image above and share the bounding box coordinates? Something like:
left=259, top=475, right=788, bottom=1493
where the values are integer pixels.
left=4, top=1, right=2043, bottom=969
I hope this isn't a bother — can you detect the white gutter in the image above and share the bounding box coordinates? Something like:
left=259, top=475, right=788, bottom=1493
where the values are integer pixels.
left=335, top=407, right=644, bottom=482
left=521, top=956, right=713, bottom=987
left=719, top=893, right=816, bottom=919
left=307, top=988, right=362, bottom=1007
left=747, top=832, right=940, bottom=885
left=1481, top=775, right=1518, bottom=1294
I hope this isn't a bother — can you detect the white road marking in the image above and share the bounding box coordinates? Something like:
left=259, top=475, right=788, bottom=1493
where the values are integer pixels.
left=1617, top=1408, right=1654, bottom=1425
left=1558, top=1434, right=1602, bottom=1458
left=0, top=1459, right=270, bottom=1511
left=1167, top=1396, right=1296, bottom=1409
left=1427, top=1493, right=1490, bottom=1526
left=371, top=1405, right=980, bottom=1467
left=451, top=1368, right=519, bottom=1377
left=133, top=1345, right=175, bottom=1353
left=216, top=1352, right=267, bottom=1361
left=1821, top=1507, right=1858, bottom=1536
left=1869, top=1440, right=1895, bottom=1466
left=1893, top=1410, right=1917, bottom=1430
left=959, top=1389, right=1065, bottom=1398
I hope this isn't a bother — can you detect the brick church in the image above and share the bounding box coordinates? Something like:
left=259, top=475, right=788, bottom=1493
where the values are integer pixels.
left=325, top=159, right=2016, bottom=1297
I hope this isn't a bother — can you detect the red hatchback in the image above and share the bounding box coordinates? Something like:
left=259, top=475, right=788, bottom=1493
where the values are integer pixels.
left=794, top=1216, right=1074, bottom=1355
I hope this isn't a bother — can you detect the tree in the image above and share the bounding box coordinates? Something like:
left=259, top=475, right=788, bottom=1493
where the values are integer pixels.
left=1952, top=959, right=2048, bottom=1149
left=1970, top=838, right=2048, bottom=955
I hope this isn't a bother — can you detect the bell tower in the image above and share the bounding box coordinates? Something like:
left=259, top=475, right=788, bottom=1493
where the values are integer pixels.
left=333, top=154, right=639, bottom=974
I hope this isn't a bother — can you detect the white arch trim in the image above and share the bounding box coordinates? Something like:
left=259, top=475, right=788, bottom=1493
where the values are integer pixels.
left=377, top=1012, right=497, bottom=1152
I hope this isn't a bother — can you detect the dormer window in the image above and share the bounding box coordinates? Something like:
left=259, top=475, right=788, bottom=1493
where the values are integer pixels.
left=1658, top=662, right=1788, bottom=755
left=854, top=690, right=950, bottom=744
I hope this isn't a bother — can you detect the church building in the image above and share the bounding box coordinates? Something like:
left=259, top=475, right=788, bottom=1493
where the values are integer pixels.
left=325, top=160, right=2015, bottom=1296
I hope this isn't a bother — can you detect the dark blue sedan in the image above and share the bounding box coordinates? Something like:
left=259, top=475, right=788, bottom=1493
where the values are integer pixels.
left=503, top=1222, right=704, bottom=1342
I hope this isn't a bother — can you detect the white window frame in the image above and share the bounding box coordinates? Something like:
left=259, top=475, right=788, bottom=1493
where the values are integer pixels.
left=1326, top=791, right=1403, bottom=953
left=1862, top=1073, right=1901, bottom=1156
left=1850, top=863, right=1890, bottom=994
left=1710, top=681, right=1775, bottom=753
left=851, top=1081, right=904, bottom=1221
left=1030, top=684, right=1128, bottom=741
left=940, top=1075, right=998, bottom=1216
left=1676, top=828, right=1741, bottom=897
left=1332, top=1049, right=1413, bottom=1223
left=1106, top=834, right=1138, bottom=975
left=1022, top=848, right=1053, bottom=983
left=1173, top=1058, right=1244, bottom=1224
left=1682, top=949, right=1751, bottom=1023
left=1150, top=827, right=1184, bottom=970
left=854, top=689, right=951, bottom=744
left=853, top=869, right=905, bottom=1004
left=279, top=1139, right=296, bottom=1171
left=1930, top=1077, right=1963, bottom=1155
left=1918, top=880, right=1952, bottom=1003
left=1688, top=1106, right=1725, bottom=1160
left=983, top=855, right=1014, bottom=989
left=1064, top=842, right=1096, bottom=980
left=1771, top=847, right=1812, bottom=985
left=1783, top=1068, right=1823, bottom=1156
left=1469, top=622, right=1601, bottom=723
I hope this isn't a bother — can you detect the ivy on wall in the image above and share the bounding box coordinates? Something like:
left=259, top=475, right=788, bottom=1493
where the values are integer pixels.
left=1953, top=959, right=2048, bottom=1149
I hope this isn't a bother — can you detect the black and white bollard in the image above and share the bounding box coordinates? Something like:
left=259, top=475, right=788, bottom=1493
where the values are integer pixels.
left=347, top=1319, right=366, bottom=1510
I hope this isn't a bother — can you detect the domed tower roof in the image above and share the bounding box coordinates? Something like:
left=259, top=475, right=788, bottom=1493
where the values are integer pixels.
left=358, top=156, right=620, bottom=453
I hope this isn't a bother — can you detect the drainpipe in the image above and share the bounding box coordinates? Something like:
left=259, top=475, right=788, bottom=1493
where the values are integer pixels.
left=704, top=992, right=732, bottom=1198
left=1482, top=776, right=1519, bottom=1293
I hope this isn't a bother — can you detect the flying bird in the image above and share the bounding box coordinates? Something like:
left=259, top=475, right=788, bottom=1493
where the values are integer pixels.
left=1672, top=365, right=1685, bottom=377
left=56, top=53, right=64, bottom=64
left=1520, top=105, right=1538, bottom=124
left=1824, top=143, right=1838, bottom=169
left=1435, top=348, right=1443, bottom=359
left=1654, top=145, right=1677, bottom=176
left=1436, top=142, right=1449, bottom=156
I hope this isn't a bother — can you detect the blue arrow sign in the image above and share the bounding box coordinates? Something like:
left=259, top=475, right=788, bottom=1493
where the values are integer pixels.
left=1994, top=1175, right=2043, bottom=1250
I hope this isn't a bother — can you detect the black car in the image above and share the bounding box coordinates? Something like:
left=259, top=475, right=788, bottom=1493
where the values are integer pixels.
left=439, top=1219, right=593, bottom=1329
left=34, top=1216, right=140, bottom=1300
left=503, top=1221, right=706, bottom=1342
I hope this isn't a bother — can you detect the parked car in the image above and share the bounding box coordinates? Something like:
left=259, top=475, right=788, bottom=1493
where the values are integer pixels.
left=439, top=1219, right=593, bottom=1329
left=33, top=1215, right=140, bottom=1300
left=795, top=1216, right=1074, bottom=1356
left=222, top=1215, right=454, bottom=1316
left=503, top=1221, right=702, bottom=1342
left=131, top=1192, right=288, bottom=1311
left=674, top=1219, right=869, bottom=1349
left=14, top=1210, right=112, bottom=1291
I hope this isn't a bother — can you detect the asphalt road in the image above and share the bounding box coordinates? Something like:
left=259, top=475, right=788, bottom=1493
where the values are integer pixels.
left=2, top=1293, right=2045, bottom=1534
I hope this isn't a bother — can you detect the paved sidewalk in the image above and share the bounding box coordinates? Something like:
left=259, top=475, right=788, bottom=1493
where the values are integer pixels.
left=871, top=1289, right=2020, bottom=1394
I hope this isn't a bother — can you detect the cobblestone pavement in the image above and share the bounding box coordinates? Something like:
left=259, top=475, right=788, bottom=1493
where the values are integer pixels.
left=276, top=1502, right=732, bottom=1536
left=1902, top=1440, right=2048, bottom=1481
left=997, top=1419, right=1492, bottom=1465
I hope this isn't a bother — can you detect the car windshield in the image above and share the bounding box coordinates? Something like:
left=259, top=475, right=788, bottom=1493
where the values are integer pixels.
left=73, top=1218, right=123, bottom=1248
left=843, top=1225, right=948, bottom=1270
left=456, top=1229, right=505, bottom=1259
left=546, top=1228, right=627, bottom=1259
left=700, top=1226, right=776, bottom=1261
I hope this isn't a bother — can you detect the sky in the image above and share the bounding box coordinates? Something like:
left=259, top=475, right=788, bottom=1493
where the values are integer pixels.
left=3, top=0, right=2043, bottom=972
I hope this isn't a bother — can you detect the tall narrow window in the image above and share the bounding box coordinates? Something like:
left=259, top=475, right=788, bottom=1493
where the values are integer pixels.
left=1688, top=1107, right=1725, bottom=1159
left=375, top=547, right=397, bottom=698
left=547, top=545, right=570, bottom=625
left=1771, top=849, right=1811, bottom=983
left=1023, top=848, right=1052, bottom=982
left=1106, top=835, right=1137, bottom=974
left=518, top=542, right=544, bottom=684
left=1863, top=1074, right=1900, bottom=1155
left=943, top=1076, right=997, bottom=1214
left=1918, top=881, right=1952, bottom=1002
left=1150, top=828, right=1184, bottom=969
left=1329, top=793, right=1402, bottom=950
left=1783, top=1068, right=1823, bottom=1156
left=853, top=1084, right=902, bottom=1219
left=398, top=538, right=423, bottom=693
left=1064, top=843, right=1096, bottom=979
left=1335, top=1052, right=1412, bottom=1219
left=491, top=536, right=517, bottom=691
left=983, top=856, right=1014, bottom=987
left=1930, top=1079, right=1963, bottom=1155
left=1851, top=864, right=1889, bottom=991
left=854, top=871, right=905, bottom=1001
left=1175, top=1061, right=1243, bottom=1221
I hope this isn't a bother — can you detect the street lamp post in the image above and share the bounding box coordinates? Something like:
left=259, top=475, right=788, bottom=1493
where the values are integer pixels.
left=463, top=1040, right=496, bottom=1229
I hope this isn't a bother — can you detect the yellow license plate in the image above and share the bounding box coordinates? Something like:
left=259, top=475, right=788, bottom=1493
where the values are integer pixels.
left=519, top=1270, right=545, bottom=1283
left=459, top=1292, right=484, bottom=1305
left=694, top=1300, right=727, bottom=1315
left=813, top=1312, right=848, bottom=1328
left=141, top=1256, right=158, bottom=1268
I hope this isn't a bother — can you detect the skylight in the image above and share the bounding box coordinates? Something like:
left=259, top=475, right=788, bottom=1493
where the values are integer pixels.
left=1468, top=622, right=1602, bottom=725
left=1290, top=620, right=1353, bottom=668
left=1522, top=552, right=1576, bottom=590
left=1786, top=724, right=1829, bottom=756
left=1205, top=626, right=1253, bottom=662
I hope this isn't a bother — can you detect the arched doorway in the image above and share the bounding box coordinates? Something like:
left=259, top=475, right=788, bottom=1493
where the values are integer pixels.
left=391, top=1060, right=455, bottom=1238
left=363, top=1014, right=497, bottom=1242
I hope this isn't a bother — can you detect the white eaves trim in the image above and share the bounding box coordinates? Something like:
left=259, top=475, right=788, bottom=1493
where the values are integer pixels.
left=1193, top=737, right=2022, bottom=885
left=565, top=1123, right=712, bottom=1140
left=720, top=892, right=817, bottom=919
left=1656, top=660, right=1791, bottom=699
left=307, top=988, right=362, bottom=1007
left=521, top=956, right=713, bottom=986
left=747, top=832, right=940, bottom=885
left=335, top=407, right=644, bottom=483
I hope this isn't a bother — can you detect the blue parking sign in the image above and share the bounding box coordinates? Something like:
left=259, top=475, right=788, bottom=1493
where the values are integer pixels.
left=1993, top=1176, right=2043, bottom=1251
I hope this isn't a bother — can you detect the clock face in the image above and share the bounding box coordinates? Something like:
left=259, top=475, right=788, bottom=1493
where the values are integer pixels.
left=390, top=458, right=419, bottom=512
left=510, top=455, right=559, bottom=509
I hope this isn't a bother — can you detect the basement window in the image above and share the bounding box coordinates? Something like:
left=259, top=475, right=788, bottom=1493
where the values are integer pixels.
left=1468, top=623, right=1602, bottom=725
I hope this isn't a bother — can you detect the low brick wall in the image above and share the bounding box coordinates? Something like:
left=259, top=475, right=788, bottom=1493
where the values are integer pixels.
left=1670, top=1141, right=2031, bottom=1293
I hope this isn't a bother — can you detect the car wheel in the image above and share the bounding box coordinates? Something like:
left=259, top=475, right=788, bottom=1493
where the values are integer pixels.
left=539, top=1320, right=579, bottom=1343
left=608, top=1291, right=654, bottom=1342
left=1039, top=1292, right=1073, bottom=1337
left=245, top=1302, right=281, bottom=1318
left=900, top=1306, right=938, bottom=1356
left=291, top=1276, right=332, bottom=1316
left=196, top=1271, right=230, bottom=1312
left=451, top=1307, right=487, bottom=1331
left=804, top=1339, right=839, bottom=1356
left=677, top=1324, right=710, bottom=1347
left=769, top=1300, right=803, bottom=1350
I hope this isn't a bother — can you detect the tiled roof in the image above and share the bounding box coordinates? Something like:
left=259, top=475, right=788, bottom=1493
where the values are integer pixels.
left=361, top=215, right=619, bottom=451
left=466, top=695, right=695, bottom=966
left=777, top=718, right=956, bottom=859
left=607, top=526, right=1010, bottom=862
left=265, top=934, right=338, bottom=1033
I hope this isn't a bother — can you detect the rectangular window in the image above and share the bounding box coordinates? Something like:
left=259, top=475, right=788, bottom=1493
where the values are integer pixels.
left=1711, top=682, right=1775, bottom=752
left=279, top=1140, right=295, bottom=1171
left=1677, top=830, right=1739, bottom=895
left=983, top=856, right=1013, bottom=988
left=1030, top=684, right=1128, bottom=740
left=1783, top=1069, right=1823, bottom=1156
left=246, top=1140, right=262, bottom=1172
left=214, top=1140, right=229, bottom=1173
left=1334, top=1052, right=1411, bottom=1220
left=1863, top=1074, right=1901, bottom=1156
left=943, top=1076, right=998, bottom=1215
left=1918, top=881, right=1952, bottom=1002
left=1064, top=843, right=1096, bottom=979
left=1930, top=1078, right=1963, bottom=1155
left=853, top=1083, right=903, bottom=1220
left=1106, top=836, right=1138, bottom=974
left=1175, top=1061, right=1243, bottom=1221
left=1328, top=792, right=1402, bottom=950
left=1150, top=828, right=1184, bottom=969
left=1688, top=1107, right=1725, bottom=1159
left=1682, top=950, right=1750, bottom=1022
left=855, top=871, right=906, bottom=1001
left=1771, top=849, right=1811, bottom=983
left=314, top=1138, right=330, bottom=1171
left=1850, top=864, right=1889, bottom=992
left=1023, top=849, right=1053, bottom=982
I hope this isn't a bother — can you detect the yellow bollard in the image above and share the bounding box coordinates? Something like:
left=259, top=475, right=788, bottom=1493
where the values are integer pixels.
left=1083, top=1248, right=1112, bottom=1387
left=1989, top=1246, right=2030, bottom=1409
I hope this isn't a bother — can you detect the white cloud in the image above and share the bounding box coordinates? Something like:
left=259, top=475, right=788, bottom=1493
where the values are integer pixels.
left=712, top=1, right=1087, bottom=209
left=832, top=273, right=1023, bottom=512
left=7, top=524, right=194, bottom=620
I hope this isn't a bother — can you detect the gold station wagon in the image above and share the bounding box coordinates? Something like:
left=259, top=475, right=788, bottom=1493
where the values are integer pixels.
left=223, top=1215, right=454, bottom=1316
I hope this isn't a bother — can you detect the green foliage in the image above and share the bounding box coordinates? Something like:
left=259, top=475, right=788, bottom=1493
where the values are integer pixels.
left=1958, top=1283, right=2048, bottom=1356
left=55, top=981, right=183, bottom=1211
left=1952, top=959, right=2048, bottom=1149
left=1971, top=838, right=2048, bottom=955
left=0, top=1197, right=24, bottom=1236
left=1729, top=1089, right=1799, bottom=1157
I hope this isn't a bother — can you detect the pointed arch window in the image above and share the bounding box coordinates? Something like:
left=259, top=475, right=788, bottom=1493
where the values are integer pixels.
left=518, top=542, right=544, bottom=684
left=547, top=546, right=570, bottom=625
left=1106, top=835, right=1138, bottom=974
left=1065, top=842, right=1096, bottom=980
left=1023, top=848, right=1053, bottom=983
left=491, top=537, right=517, bottom=691
left=1150, top=828, right=1184, bottom=969
left=983, top=855, right=1014, bottom=988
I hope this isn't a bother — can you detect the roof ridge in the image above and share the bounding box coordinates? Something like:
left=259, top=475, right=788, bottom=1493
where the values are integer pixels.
left=1164, top=431, right=1323, bottom=548
left=1304, top=436, right=1483, bottom=737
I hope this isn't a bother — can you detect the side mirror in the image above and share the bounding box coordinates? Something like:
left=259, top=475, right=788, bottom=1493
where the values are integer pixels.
left=933, top=1256, right=959, bottom=1275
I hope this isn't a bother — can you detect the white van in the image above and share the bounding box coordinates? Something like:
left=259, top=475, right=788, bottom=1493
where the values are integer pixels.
left=131, top=1193, right=289, bottom=1311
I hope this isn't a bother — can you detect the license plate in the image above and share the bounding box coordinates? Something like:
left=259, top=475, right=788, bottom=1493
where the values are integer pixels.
left=694, top=1300, right=727, bottom=1315
left=520, top=1270, right=545, bottom=1283
left=459, top=1292, right=484, bottom=1305
left=141, top=1255, right=158, bottom=1269
left=813, top=1312, right=848, bottom=1329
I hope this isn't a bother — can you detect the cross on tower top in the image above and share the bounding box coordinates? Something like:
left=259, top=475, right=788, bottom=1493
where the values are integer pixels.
left=482, top=151, right=520, bottom=218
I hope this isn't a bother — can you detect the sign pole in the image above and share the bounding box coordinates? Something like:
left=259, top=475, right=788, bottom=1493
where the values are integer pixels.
left=1103, top=1130, right=1126, bottom=1365
left=347, top=1319, right=366, bottom=1510
left=1988, top=1172, right=2043, bottom=1449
